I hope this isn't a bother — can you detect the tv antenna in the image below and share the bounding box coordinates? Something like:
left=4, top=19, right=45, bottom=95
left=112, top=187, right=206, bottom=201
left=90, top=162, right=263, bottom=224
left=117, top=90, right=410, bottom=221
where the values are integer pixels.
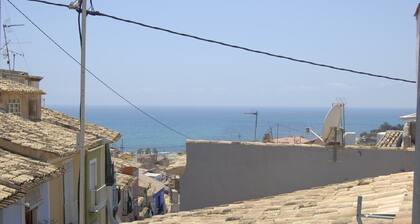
left=2, top=23, right=24, bottom=70
left=244, top=111, right=258, bottom=141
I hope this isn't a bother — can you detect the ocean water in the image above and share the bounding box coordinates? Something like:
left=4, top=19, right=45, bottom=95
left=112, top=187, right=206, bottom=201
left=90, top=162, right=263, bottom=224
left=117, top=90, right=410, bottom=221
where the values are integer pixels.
left=51, top=105, right=414, bottom=152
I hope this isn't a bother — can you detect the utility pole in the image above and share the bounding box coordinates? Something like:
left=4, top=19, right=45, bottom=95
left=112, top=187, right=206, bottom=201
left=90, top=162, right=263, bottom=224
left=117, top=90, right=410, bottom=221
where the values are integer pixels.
left=413, top=4, right=420, bottom=224
left=78, top=0, right=87, bottom=223
left=244, top=111, right=258, bottom=141
left=276, top=123, right=279, bottom=144
left=0, top=0, right=3, bottom=68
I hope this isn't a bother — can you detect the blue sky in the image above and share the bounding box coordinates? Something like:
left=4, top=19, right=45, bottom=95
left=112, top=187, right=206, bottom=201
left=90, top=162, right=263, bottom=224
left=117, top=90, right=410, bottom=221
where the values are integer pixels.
left=1, top=0, right=418, bottom=108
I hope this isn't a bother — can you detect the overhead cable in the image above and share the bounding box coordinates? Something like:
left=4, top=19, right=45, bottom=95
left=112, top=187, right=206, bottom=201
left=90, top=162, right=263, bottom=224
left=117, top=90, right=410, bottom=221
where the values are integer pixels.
left=7, top=0, right=192, bottom=139
left=25, top=0, right=416, bottom=84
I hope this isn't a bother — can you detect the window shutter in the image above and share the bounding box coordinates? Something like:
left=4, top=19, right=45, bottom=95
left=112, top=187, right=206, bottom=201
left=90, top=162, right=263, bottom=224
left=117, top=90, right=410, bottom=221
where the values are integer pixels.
left=89, top=160, right=97, bottom=190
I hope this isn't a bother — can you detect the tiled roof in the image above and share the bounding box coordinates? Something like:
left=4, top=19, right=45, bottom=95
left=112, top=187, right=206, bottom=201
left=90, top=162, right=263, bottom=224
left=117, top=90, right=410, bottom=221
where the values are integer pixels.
left=128, top=172, right=413, bottom=224
left=273, top=136, right=309, bottom=144
left=0, top=148, right=62, bottom=208
left=113, top=157, right=142, bottom=171
left=377, top=130, right=403, bottom=148
left=0, top=79, right=44, bottom=94
left=41, top=107, right=121, bottom=142
left=138, top=173, right=165, bottom=196
left=0, top=112, right=99, bottom=158
left=0, top=184, right=16, bottom=201
left=0, top=184, right=20, bottom=208
left=116, top=173, right=135, bottom=190
left=0, top=69, right=43, bottom=81
left=165, top=153, right=186, bottom=175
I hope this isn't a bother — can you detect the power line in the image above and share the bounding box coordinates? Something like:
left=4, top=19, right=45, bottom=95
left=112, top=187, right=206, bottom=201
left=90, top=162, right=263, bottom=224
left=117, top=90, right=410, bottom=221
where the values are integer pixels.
left=6, top=0, right=191, bottom=139
left=25, top=0, right=416, bottom=84
left=27, top=0, right=69, bottom=8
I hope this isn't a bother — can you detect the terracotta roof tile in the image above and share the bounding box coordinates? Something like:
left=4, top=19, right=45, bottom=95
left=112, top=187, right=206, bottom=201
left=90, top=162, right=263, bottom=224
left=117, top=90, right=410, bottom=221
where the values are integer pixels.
left=0, top=148, right=62, bottom=186
left=138, top=173, right=165, bottom=196
left=127, top=172, right=413, bottom=224
left=377, top=130, right=403, bottom=148
left=113, top=157, right=142, bottom=171
left=0, top=148, right=62, bottom=208
left=0, top=183, right=24, bottom=209
left=0, top=79, right=44, bottom=94
left=0, top=112, right=99, bottom=157
left=41, top=107, right=120, bottom=142
left=116, top=173, right=135, bottom=190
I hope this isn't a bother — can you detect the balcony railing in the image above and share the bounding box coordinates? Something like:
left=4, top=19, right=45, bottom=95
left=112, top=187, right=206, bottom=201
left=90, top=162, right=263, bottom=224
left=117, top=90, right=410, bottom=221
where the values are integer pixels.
left=89, top=184, right=107, bottom=213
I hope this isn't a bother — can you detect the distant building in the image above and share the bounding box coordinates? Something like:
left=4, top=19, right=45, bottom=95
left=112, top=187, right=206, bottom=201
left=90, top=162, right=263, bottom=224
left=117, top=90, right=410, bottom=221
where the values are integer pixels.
left=272, top=136, right=308, bottom=144
left=113, top=156, right=142, bottom=222
left=139, top=173, right=166, bottom=216
left=115, top=173, right=137, bottom=222
left=400, top=113, right=416, bottom=148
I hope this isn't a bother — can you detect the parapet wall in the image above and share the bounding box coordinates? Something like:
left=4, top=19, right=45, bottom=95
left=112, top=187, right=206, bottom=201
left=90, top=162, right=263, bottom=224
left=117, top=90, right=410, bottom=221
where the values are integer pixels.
left=180, top=140, right=414, bottom=211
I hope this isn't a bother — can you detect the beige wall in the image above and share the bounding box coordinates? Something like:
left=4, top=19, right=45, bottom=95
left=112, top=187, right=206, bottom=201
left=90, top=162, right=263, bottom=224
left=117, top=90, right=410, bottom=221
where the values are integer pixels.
left=49, top=145, right=107, bottom=224
left=0, top=70, right=42, bottom=87
left=180, top=140, right=414, bottom=211
left=0, top=92, right=42, bottom=120
left=48, top=175, right=64, bottom=224
left=50, top=154, right=79, bottom=224
left=86, top=144, right=107, bottom=224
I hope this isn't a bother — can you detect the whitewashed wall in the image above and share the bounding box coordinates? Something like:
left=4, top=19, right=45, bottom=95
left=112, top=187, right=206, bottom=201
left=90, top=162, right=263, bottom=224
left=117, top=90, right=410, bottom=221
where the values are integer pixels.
left=0, top=200, right=24, bottom=224
left=37, top=183, right=50, bottom=223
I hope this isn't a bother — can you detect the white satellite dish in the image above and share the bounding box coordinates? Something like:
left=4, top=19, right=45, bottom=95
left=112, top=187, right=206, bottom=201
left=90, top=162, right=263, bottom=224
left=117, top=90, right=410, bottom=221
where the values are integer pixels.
left=321, top=103, right=344, bottom=142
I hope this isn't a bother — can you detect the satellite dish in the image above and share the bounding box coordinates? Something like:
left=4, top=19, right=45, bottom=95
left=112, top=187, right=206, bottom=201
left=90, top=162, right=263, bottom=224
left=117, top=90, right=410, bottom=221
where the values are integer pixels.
left=321, top=103, right=344, bottom=142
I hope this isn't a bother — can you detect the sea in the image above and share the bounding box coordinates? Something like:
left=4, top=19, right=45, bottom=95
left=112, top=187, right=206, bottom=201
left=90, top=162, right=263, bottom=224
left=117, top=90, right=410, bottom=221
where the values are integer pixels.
left=51, top=105, right=414, bottom=153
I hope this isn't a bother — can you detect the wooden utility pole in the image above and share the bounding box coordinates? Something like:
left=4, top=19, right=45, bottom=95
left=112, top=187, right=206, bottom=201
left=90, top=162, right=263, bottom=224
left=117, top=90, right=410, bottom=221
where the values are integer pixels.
left=413, top=4, right=420, bottom=224
left=78, top=0, right=87, bottom=223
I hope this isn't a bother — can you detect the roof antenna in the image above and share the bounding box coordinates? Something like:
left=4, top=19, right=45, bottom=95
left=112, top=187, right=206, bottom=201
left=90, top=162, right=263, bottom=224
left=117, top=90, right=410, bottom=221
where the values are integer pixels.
left=2, top=23, right=23, bottom=70
left=10, top=50, right=23, bottom=71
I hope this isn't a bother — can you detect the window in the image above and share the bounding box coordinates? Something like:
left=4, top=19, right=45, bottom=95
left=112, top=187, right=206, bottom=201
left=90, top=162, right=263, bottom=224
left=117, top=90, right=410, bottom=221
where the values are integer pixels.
left=29, top=99, right=38, bottom=120
left=64, top=160, right=75, bottom=224
left=25, top=207, right=37, bottom=224
left=105, top=144, right=115, bottom=186
left=127, top=191, right=133, bottom=214
left=89, top=159, right=97, bottom=209
left=89, top=159, right=97, bottom=191
left=122, top=191, right=127, bottom=215
left=8, top=99, right=20, bottom=116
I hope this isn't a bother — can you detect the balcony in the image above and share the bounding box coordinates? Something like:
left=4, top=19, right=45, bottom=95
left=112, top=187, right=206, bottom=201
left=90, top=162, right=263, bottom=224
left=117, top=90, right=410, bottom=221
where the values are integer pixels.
left=89, top=184, right=107, bottom=213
